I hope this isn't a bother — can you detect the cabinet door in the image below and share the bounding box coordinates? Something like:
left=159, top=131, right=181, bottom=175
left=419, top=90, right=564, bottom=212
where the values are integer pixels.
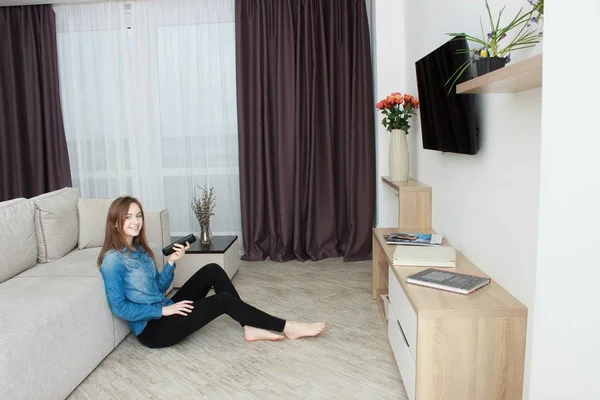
left=387, top=303, right=416, bottom=400
left=388, top=268, right=418, bottom=360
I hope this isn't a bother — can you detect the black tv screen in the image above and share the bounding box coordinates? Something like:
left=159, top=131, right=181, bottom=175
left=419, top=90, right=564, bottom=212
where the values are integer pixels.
left=415, top=37, right=479, bottom=155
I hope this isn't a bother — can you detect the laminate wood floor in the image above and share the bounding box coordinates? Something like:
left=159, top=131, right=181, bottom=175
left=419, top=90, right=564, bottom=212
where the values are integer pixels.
left=68, top=258, right=407, bottom=400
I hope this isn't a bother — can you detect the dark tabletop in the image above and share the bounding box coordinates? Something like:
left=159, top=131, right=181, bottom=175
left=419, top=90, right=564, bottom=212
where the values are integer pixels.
left=171, top=235, right=238, bottom=254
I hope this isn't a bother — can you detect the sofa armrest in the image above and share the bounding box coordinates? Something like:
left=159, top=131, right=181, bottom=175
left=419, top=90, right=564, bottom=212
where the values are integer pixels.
left=144, top=208, right=171, bottom=271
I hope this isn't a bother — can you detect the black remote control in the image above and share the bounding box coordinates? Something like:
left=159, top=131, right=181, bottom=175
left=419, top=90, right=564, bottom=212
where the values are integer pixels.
left=162, top=234, right=197, bottom=256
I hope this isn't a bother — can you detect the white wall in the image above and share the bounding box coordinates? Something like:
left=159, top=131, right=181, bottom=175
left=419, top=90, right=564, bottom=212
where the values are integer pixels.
left=528, top=1, right=600, bottom=399
left=373, top=0, right=543, bottom=397
left=372, top=0, right=406, bottom=228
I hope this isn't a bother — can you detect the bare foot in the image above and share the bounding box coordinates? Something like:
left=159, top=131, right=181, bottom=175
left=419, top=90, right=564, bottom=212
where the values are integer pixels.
left=283, top=321, right=326, bottom=340
left=244, top=326, right=285, bottom=342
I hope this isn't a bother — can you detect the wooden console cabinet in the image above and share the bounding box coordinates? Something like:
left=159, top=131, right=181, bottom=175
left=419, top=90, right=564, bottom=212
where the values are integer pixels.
left=373, top=227, right=527, bottom=400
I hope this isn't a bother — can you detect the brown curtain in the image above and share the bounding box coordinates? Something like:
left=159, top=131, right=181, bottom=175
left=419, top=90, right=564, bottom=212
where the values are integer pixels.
left=235, top=0, right=375, bottom=262
left=0, top=5, right=71, bottom=202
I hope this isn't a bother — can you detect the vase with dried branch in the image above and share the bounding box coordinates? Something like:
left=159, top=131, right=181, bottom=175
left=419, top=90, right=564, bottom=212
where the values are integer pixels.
left=190, top=185, right=216, bottom=245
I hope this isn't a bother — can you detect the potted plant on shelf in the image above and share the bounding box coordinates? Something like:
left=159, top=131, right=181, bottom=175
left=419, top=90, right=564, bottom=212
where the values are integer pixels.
left=445, top=0, right=543, bottom=90
left=376, top=92, right=419, bottom=182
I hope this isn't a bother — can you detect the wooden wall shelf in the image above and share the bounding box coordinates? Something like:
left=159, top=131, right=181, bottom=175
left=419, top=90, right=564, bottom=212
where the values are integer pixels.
left=381, top=177, right=432, bottom=192
left=381, top=177, right=432, bottom=229
left=456, top=53, right=542, bottom=94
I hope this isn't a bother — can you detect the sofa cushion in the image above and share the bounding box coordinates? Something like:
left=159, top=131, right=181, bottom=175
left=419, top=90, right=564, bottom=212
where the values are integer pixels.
left=0, top=198, right=37, bottom=283
left=78, top=198, right=115, bottom=249
left=13, top=248, right=131, bottom=343
left=0, top=275, right=125, bottom=400
left=17, top=247, right=103, bottom=278
left=32, top=187, right=80, bottom=263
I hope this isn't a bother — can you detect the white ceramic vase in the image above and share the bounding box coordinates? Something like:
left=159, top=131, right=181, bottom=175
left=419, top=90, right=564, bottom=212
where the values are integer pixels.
left=389, top=129, right=409, bottom=182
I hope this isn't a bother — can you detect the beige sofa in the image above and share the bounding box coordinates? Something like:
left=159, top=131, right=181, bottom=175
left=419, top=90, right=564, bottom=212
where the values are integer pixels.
left=0, top=188, right=171, bottom=400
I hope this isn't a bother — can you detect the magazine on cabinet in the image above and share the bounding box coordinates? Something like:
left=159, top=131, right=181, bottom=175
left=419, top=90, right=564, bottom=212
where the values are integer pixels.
left=384, top=232, right=443, bottom=246
left=406, top=268, right=490, bottom=295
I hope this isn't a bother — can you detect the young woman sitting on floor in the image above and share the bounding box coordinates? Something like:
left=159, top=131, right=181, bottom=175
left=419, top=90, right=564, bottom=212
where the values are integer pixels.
left=98, top=196, right=325, bottom=348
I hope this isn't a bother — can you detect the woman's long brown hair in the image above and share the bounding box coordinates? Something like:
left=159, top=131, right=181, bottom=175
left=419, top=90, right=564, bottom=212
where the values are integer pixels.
left=97, top=196, right=157, bottom=268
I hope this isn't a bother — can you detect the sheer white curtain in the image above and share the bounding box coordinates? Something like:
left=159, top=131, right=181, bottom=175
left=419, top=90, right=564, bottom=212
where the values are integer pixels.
left=54, top=0, right=241, bottom=237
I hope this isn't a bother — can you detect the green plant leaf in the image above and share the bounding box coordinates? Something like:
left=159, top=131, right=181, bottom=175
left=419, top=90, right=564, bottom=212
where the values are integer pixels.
left=480, top=15, right=485, bottom=43
left=498, top=8, right=533, bottom=48
left=444, top=59, right=471, bottom=95
left=505, top=44, right=537, bottom=51
left=448, top=33, right=487, bottom=46
left=495, top=5, right=506, bottom=36
left=497, top=7, right=526, bottom=36
left=485, top=0, right=495, bottom=33
left=448, top=32, right=484, bottom=41
left=503, top=29, right=540, bottom=52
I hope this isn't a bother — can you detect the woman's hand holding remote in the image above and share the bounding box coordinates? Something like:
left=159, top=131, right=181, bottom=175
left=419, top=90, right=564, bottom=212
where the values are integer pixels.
left=167, top=242, right=190, bottom=264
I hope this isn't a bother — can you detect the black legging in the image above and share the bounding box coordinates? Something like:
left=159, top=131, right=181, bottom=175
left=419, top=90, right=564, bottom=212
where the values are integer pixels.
left=137, top=263, right=286, bottom=348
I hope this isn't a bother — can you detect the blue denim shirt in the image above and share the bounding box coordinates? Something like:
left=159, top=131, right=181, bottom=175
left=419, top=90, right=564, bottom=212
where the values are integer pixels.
left=99, top=247, right=175, bottom=335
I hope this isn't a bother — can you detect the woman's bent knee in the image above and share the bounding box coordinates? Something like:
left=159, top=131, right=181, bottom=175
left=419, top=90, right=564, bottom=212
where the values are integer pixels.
left=203, top=263, right=226, bottom=276
left=215, top=291, right=235, bottom=302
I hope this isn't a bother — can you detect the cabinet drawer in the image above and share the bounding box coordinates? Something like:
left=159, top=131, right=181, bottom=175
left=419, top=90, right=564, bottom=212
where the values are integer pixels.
left=388, top=267, right=417, bottom=360
left=387, top=304, right=416, bottom=400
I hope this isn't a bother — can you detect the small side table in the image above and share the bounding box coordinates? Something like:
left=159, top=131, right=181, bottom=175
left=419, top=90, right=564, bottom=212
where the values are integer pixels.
left=172, top=235, right=240, bottom=288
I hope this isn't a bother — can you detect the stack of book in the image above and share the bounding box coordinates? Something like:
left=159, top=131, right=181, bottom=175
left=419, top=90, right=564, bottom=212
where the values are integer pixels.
left=386, top=232, right=456, bottom=267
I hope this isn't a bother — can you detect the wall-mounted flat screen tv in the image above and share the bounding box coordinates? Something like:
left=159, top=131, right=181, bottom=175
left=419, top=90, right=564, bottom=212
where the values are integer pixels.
left=415, top=37, right=479, bottom=155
